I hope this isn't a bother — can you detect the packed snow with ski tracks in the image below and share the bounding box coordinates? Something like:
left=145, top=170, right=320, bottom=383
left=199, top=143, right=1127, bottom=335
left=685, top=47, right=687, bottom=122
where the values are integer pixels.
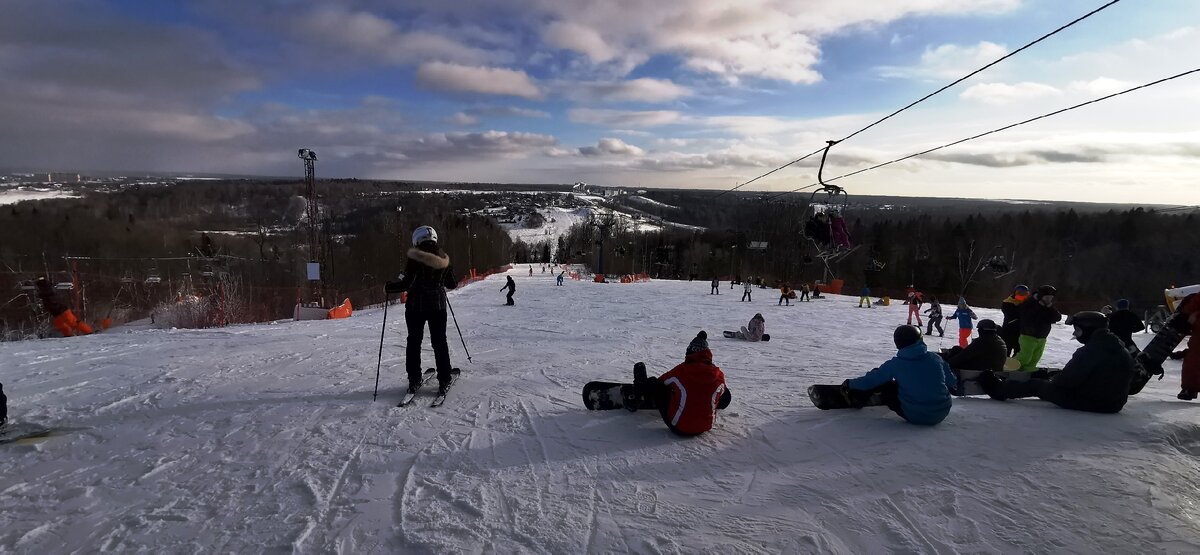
left=2, top=269, right=1198, bottom=553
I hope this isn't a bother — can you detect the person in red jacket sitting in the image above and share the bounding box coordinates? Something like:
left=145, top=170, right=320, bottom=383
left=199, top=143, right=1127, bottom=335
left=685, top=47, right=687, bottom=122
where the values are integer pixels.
left=634, top=331, right=732, bottom=436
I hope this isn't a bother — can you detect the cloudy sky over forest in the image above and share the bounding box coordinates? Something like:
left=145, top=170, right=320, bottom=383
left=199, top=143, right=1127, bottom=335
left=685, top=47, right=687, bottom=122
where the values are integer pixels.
left=2, top=0, right=1198, bottom=203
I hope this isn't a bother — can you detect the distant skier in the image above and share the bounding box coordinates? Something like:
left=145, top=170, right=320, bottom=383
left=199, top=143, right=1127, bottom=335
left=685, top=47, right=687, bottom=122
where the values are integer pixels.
left=386, top=225, right=458, bottom=395
left=942, top=319, right=1007, bottom=373
left=528, top=266, right=533, bottom=277
left=556, top=271, right=565, bottom=286
left=979, top=311, right=1134, bottom=413
left=924, top=296, right=944, bottom=337
left=799, top=283, right=811, bottom=302
left=502, top=276, right=516, bottom=305
left=632, top=331, right=731, bottom=436
left=906, top=289, right=923, bottom=326
left=726, top=313, right=766, bottom=342
left=1, top=381, right=6, bottom=428
left=858, top=287, right=872, bottom=308
left=741, top=280, right=753, bottom=302
left=35, top=277, right=93, bottom=337
left=841, top=325, right=958, bottom=426
left=1015, top=285, right=1062, bottom=371
left=1000, top=285, right=1030, bottom=357
left=710, top=278, right=720, bottom=295
left=1176, top=294, right=1200, bottom=400
left=949, top=298, right=978, bottom=349
left=779, top=284, right=792, bottom=306
left=1107, top=299, right=1145, bottom=351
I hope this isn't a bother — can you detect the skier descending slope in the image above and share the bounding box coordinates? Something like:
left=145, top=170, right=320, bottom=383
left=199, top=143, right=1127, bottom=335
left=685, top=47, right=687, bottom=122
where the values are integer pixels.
left=836, top=325, right=958, bottom=426
left=632, top=331, right=732, bottom=437
left=387, top=226, right=459, bottom=396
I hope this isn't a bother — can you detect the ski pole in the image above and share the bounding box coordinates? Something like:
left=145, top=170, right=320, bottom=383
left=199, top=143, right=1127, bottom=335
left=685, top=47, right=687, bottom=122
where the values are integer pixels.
left=372, top=294, right=390, bottom=401
left=445, top=294, right=472, bottom=363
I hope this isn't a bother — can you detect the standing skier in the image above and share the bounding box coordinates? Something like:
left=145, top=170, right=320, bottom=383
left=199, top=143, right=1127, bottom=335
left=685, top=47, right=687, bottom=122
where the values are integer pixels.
left=741, top=280, right=753, bottom=302
left=1107, top=299, right=1145, bottom=351
left=924, top=296, right=944, bottom=337
left=799, top=283, right=811, bottom=302
left=842, top=325, right=958, bottom=426
left=387, top=226, right=458, bottom=395
left=906, top=289, right=923, bottom=326
left=556, top=271, right=565, bottom=286
left=710, top=278, right=720, bottom=295
left=528, top=266, right=533, bottom=276
left=1015, top=285, right=1062, bottom=371
left=502, top=276, right=516, bottom=305
left=779, top=283, right=792, bottom=306
left=949, top=298, right=978, bottom=349
left=633, top=331, right=731, bottom=436
left=1000, top=285, right=1030, bottom=357
left=858, top=287, right=872, bottom=308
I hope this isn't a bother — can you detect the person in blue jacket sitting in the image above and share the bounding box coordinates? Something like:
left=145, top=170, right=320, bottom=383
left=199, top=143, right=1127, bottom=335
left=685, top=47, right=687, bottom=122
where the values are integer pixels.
left=844, top=325, right=958, bottom=426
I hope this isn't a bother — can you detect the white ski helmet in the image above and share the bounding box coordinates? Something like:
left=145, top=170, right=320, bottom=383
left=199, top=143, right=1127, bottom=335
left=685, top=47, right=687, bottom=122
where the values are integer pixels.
left=411, top=225, right=438, bottom=246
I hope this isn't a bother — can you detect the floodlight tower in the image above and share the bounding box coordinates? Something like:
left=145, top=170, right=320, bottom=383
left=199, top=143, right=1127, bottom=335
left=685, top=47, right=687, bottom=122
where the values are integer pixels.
left=298, top=148, right=323, bottom=304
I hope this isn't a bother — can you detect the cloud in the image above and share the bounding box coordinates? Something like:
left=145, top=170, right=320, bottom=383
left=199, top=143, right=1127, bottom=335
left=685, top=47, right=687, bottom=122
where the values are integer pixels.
left=960, top=82, right=1062, bottom=105
left=1068, top=77, right=1136, bottom=96
left=578, top=138, right=646, bottom=157
left=416, top=62, right=542, bottom=98
left=571, top=78, right=692, bottom=103
left=923, top=150, right=1104, bottom=168
left=462, top=106, right=552, bottom=119
left=568, top=108, right=684, bottom=127
left=293, top=8, right=498, bottom=65
left=880, top=41, right=1009, bottom=80
left=543, top=21, right=616, bottom=62
left=449, top=112, right=479, bottom=125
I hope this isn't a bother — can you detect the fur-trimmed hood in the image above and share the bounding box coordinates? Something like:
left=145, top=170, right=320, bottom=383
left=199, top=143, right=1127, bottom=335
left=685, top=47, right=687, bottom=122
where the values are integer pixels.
left=408, top=248, right=450, bottom=270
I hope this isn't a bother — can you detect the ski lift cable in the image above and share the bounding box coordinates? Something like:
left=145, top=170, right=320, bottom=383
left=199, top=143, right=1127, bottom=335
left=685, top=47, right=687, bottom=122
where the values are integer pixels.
left=781, top=67, right=1200, bottom=192
left=715, top=0, right=1124, bottom=200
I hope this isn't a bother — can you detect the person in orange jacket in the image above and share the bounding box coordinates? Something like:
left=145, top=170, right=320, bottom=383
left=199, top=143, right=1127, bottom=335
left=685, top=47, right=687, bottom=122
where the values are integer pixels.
left=633, top=331, right=731, bottom=436
left=1178, top=294, right=1200, bottom=400
left=35, top=278, right=92, bottom=337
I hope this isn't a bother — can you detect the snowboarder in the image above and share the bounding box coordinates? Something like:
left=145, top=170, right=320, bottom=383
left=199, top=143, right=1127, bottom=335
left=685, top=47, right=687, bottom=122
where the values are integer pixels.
left=556, top=271, right=565, bottom=286
left=501, top=276, right=516, bottom=305
left=1107, top=299, right=1145, bottom=351
left=741, top=280, right=753, bottom=302
left=942, top=319, right=1007, bottom=372
left=528, top=266, right=533, bottom=276
left=779, top=284, right=792, bottom=306
left=924, top=296, right=945, bottom=337
left=906, top=289, right=923, bottom=326
left=710, top=278, right=720, bottom=295
left=979, top=311, right=1134, bottom=413
left=1015, top=285, right=1062, bottom=371
left=799, top=283, right=811, bottom=302
left=35, top=277, right=93, bottom=337
left=1000, top=285, right=1030, bottom=357
left=841, top=325, right=958, bottom=426
left=949, top=298, right=978, bottom=349
left=858, top=287, right=872, bottom=308
left=727, top=313, right=766, bottom=342
left=632, top=331, right=732, bottom=436
left=1176, top=294, right=1200, bottom=400
left=386, top=225, right=459, bottom=395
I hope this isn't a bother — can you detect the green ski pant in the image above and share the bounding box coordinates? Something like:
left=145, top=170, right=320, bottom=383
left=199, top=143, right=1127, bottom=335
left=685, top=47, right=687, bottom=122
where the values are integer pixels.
left=1016, top=335, right=1048, bottom=371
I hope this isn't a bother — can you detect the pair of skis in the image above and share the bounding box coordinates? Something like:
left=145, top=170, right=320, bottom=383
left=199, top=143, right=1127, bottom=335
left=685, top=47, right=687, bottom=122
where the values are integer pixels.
left=397, top=368, right=460, bottom=408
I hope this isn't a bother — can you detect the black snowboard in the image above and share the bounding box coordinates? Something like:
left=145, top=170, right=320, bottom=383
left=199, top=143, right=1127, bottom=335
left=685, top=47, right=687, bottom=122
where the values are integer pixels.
left=582, top=381, right=632, bottom=410
left=807, top=384, right=885, bottom=410
left=1130, top=312, right=1189, bottom=394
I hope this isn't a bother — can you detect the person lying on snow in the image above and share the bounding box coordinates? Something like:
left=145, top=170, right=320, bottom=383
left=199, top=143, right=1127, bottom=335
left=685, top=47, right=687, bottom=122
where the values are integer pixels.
left=842, top=325, right=958, bottom=426
left=978, top=311, right=1134, bottom=413
left=726, top=313, right=767, bottom=341
left=941, top=319, right=1008, bottom=373
left=632, top=331, right=732, bottom=437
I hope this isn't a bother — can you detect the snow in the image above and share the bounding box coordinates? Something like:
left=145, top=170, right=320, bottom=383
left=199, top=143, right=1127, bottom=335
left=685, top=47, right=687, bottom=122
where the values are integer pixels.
left=628, top=195, right=679, bottom=210
left=0, top=189, right=80, bottom=205
left=501, top=206, right=589, bottom=255
left=2, top=273, right=1199, bottom=552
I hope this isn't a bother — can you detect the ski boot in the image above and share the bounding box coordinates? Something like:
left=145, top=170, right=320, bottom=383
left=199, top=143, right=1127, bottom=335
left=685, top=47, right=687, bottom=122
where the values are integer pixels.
left=407, top=377, right=423, bottom=396
left=1178, top=389, right=1197, bottom=401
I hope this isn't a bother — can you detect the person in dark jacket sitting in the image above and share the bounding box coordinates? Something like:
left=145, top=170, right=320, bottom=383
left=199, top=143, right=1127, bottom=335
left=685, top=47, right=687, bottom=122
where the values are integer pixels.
left=943, top=319, right=1008, bottom=373
left=387, top=225, right=458, bottom=394
left=979, top=311, right=1134, bottom=413
left=844, top=325, right=958, bottom=426
left=1107, top=299, right=1144, bottom=351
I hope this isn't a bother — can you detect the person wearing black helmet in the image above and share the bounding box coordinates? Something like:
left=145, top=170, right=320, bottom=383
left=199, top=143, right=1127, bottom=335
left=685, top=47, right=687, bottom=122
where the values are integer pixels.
left=978, top=311, right=1134, bottom=413
left=943, top=319, right=1008, bottom=373
left=1014, top=285, right=1062, bottom=371
left=1000, top=285, right=1030, bottom=357
left=386, top=225, right=459, bottom=395
left=841, top=325, right=958, bottom=425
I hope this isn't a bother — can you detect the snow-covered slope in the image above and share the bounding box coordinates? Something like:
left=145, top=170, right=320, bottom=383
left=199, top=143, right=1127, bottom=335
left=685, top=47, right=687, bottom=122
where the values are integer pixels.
left=2, top=272, right=1198, bottom=552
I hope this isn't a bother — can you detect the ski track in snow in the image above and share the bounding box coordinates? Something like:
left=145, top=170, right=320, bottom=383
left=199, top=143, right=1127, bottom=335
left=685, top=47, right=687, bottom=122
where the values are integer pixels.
left=3, top=271, right=1200, bottom=553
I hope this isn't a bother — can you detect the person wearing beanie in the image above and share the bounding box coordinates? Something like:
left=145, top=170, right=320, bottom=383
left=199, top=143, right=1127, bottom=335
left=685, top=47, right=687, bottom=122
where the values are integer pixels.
left=942, top=319, right=1008, bottom=373
left=1015, top=285, right=1062, bottom=371
left=633, top=331, right=732, bottom=436
left=979, top=311, right=1134, bottom=413
left=1107, top=298, right=1144, bottom=351
left=842, top=325, right=958, bottom=426
left=1000, top=285, right=1030, bottom=357
left=923, top=296, right=945, bottom=337
left=386, top=225, right=459, bottom=395
left=949, top=298, right=978, bottom=349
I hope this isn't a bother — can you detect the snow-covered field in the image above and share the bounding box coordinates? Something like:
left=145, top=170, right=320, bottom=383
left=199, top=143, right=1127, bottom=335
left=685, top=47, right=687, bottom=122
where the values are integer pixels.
left=0, top=189, right=80, bottom=205
left=2, top=270, right=1199, bottom=553
left=502, top=206, right=589, bottom=252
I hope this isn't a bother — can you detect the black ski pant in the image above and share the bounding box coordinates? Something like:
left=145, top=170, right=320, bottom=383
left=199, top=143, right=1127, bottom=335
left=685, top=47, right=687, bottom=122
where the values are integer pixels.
left=779, top=295, right=789, bottom=306
left=505, top=291, right=514, bottom=305
left=405, top=308, right=453, bottom=385
left=996, top=379, right=1124, bottom=414
left=742, top=291, right=751, bottom=302
left=1, top=381, right=7, bottom=425
left=800, top=291, right=809, bottom=301
left=851, top=381, right=906, bottom=420
left=926, top=316, right=944, bottom=336
left=711, top=286, right=719, bottom=294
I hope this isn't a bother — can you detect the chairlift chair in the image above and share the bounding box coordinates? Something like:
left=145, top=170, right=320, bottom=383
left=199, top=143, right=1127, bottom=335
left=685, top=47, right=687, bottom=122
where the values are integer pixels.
left=18, top=279, right=36, bottom=291
left=54, top=281, right=74, bottom=291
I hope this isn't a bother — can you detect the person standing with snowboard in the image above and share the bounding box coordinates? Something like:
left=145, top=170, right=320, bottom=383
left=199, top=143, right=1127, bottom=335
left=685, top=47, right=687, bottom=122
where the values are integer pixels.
left=1015, top=285, right=1062, bottom=371
left=1000, top=285, right=1030, bottom=357
left=710, top=277, right=720, bottom=295
left=741, top=280, right=753, bottom=302
left=799, top=283, right=810, bottom=302
left=842, top=325, right=958, bottom=426
left=632, top=331, right=731, bottom=436
left=502, top=276, right=516, bottom=305
left=779, top=283, right=792, bottom=306
left=387, top=225, right=458, bottom=395
left=924, top=296, right=944, bottom=337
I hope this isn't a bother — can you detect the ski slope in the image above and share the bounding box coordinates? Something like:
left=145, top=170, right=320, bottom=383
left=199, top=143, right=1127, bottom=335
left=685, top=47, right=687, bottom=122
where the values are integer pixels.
left=2, top=270, right=1199, bottom=553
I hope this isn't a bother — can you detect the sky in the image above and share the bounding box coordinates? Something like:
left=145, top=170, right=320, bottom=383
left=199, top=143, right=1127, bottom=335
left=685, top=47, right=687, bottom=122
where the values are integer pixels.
left=1, top=0, right=1198, bottom=204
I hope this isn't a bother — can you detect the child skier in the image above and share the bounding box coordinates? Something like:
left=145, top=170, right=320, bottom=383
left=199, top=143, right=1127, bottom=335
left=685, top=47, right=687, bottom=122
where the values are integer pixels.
left=741, top=280, right=753, bottom=302
left=924, top=296, right=944, bottom=337
left=949, top=298, right=977, bottom=348
left=386, top=225, right=458, bottom=394
left=501, top=276, right=516, bottom=305
left=1015, top=285, right=1062, bottom=371
left=842, top=325, right=958, bottom=426
left=1000, top=285, right=1030, bottom=357
left=556, top=271, right=565, bottom=286
left=858, top=287, right=872, bottom=308
left=633, top=331, right=732, bottom=436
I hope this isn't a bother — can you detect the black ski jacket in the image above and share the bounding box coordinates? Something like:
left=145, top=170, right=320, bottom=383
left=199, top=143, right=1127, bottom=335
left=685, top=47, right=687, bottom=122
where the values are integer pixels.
left=1108, top=309, right=1144, bottom=349
left=1000, top=296, right=1023, bottom=343
left=1018, top=297, right=1061, bottom=339
left=395, top=247, right=456, bottom=314
left=1046, top=329, right=1134, bottom=413
left=946, top=332, right=1008, bottom=372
